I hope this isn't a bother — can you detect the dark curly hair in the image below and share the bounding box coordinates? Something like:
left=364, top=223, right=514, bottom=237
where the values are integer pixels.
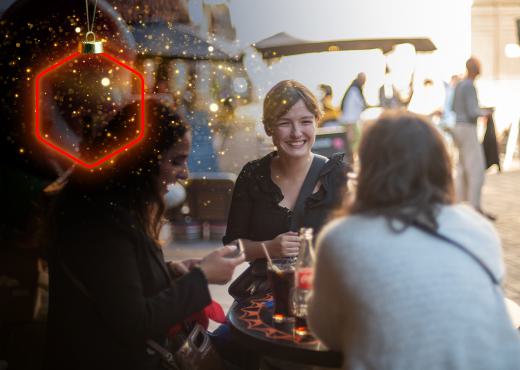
left=61, top=99, right=190, bottom=241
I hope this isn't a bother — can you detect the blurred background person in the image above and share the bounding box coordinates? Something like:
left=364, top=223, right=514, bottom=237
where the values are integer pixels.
left=379, top=66, right=414, bottom=110
left=408, top=78, right=444, bottom=121
left=441, top=74, right=462, bottom=129
left=308, top=111, right=520, bottom=370
left=340, top=72, right=368, bottom=164
left=452, top=57, right=494, bottom=219
left=318, top=83, right=340, bottom=127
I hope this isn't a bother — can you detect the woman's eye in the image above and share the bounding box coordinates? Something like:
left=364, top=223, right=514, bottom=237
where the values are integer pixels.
left=276, top=121, right=290, bottom=127
left=169, top=158, right=185, bottom=166
left=302, top=120, right=313, bottom=125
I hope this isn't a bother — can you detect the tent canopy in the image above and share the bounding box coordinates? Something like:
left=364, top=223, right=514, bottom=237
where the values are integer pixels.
left=253, top=32, right=436, bottom=59
left=132, top=22, right=243, bottom=61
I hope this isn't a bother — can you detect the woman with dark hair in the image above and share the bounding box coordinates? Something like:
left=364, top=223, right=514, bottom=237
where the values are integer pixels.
left=44, top=100, right=244, bottom=370
left=307, top=111, right=520, bottom=370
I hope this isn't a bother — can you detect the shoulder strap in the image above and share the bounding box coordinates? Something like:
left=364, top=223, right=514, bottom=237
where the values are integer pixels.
left=290, top=154, right=328, bottom=231
left=412, top=221, right=500, bottom=286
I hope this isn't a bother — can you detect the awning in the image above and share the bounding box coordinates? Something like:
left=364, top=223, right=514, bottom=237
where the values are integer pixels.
left=132, top=22, right=243, bottom=61
left=253, top=32, right=436, bottom=59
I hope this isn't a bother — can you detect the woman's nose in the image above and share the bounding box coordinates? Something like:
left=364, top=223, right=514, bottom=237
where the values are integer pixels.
left=176, top=164, right=189, bottom=181
left=291, top=123, right=302, bottom=136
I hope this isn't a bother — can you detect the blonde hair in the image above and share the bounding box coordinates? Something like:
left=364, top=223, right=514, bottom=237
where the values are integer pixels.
left=262, top=80, right=322, bottom=134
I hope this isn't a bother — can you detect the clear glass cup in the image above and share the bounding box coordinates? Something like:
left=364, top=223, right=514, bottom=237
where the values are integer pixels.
left=267, top=258, right=296, bottom=323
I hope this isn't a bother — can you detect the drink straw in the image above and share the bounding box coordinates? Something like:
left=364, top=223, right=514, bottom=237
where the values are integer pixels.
left=237, top=238, right=245, bottom=255
left=260, top=242, right=273, bottom=265
left=261, top=242, right=281, bottom=273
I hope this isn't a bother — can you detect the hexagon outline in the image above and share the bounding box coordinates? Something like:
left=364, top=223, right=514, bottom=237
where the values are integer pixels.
left=35, top=51, right=146, bottom=169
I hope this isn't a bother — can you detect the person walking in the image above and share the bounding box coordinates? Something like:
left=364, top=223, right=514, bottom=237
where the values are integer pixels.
left=451, top=57, right=493, bottom=218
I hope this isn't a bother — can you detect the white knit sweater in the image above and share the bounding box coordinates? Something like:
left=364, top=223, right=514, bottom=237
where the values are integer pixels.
left=308, top=204, right=520, bottom=370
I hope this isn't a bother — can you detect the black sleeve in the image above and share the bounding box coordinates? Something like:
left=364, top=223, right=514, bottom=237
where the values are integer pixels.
left=222, top=163, right=253, bottom=245
left=65, top=226, right=212, bottom=347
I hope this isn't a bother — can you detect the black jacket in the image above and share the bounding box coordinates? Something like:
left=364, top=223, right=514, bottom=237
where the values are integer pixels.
left=44, top=191, right=211, bottom=370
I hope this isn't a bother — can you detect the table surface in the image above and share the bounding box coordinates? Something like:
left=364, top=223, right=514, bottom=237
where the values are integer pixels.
left=227, top=293, right=342, bottom=368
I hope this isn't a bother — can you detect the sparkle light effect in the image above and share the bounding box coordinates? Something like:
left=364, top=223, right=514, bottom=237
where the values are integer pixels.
left=209, top=103, right=219, bottom=112
left=35, top=51, right=146, bottom=169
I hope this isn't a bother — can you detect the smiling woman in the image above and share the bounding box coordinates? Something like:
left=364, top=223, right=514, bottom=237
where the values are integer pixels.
left=211, top=80, right=351, bottom=369
left=270, top=99, right=317, bottom=162
left=223, top=79, right=351, bottom=287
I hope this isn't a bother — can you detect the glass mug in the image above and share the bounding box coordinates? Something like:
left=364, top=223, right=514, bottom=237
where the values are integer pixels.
left=267, top=258, right=296, bottom=323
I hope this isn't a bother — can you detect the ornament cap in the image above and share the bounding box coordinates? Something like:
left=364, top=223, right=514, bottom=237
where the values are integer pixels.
left=80, top=32, right=104, bottom=54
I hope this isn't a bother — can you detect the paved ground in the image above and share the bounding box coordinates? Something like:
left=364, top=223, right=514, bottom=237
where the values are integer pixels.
left=163, top=168, right=520, bottom=324
left=482, top=169, right=520, bottom=302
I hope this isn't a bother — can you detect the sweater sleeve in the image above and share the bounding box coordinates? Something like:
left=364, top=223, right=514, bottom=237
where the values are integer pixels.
left=307, top=227, right=343, bottom=350
left=222, top=163, right=253, bottom=244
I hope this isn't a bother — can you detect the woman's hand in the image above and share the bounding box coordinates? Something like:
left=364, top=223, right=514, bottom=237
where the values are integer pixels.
left=199, top=245, right=245, bottom=285
left=266, top=231, right=300, bottom=258
left=167, top=258, right=202, bottom=277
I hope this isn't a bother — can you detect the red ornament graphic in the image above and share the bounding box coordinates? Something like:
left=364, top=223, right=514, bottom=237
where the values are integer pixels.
left=35, top=49, right=145, bottom=169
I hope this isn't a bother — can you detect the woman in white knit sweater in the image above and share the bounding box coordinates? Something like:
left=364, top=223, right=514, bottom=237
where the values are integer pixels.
left=308, top=111, right=520, bottom=370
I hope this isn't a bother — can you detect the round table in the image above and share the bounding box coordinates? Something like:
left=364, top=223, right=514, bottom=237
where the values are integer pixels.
left=227, top=293, right=342, bottom=368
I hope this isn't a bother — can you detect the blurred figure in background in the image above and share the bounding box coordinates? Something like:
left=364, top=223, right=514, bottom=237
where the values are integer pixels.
left=340, top=72, right=368, bottom=164
left=407, top=78, right=444, bottom=121
left=379, top=66, right=414, bottom=110
left=308, top=111, right=520, bottom=370
left=441, top=74, right=461, bottom=129
left=318, top=84, right=340, bottom=126
left=451, top=57, right=494, bottom=219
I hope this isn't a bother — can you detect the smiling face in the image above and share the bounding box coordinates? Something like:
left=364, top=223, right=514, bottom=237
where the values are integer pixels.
left=270, top=99, right=316, bottom=159
left=158, top=131, right=192, bottom=194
